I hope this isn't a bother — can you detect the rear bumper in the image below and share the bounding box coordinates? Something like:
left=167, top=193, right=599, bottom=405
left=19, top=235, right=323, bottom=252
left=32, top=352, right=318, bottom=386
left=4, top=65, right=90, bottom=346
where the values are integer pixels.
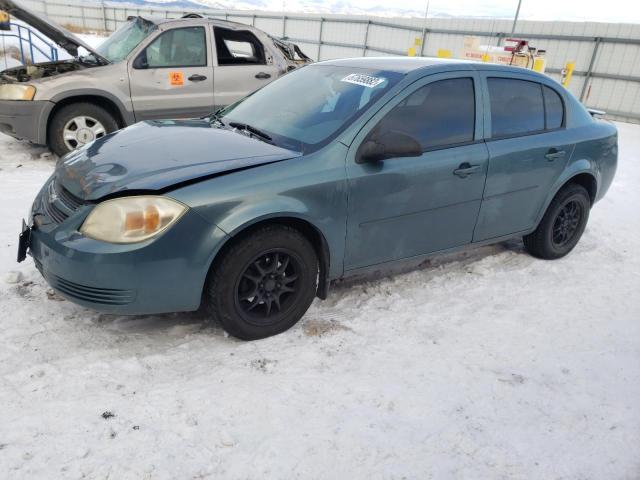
left=0, top=99, right=53, bottom=144
left=28, top=182, right=228, bottom=314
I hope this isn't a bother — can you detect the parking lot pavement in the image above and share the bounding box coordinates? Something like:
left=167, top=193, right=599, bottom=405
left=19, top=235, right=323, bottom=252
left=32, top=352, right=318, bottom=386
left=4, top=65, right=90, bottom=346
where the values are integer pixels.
left=0, top=125, right=639, bottom=479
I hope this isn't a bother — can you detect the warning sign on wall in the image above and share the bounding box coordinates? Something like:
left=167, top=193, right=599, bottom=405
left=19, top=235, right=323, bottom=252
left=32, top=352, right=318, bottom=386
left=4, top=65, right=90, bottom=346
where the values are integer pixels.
left=169, top=71, right=184, bottom=86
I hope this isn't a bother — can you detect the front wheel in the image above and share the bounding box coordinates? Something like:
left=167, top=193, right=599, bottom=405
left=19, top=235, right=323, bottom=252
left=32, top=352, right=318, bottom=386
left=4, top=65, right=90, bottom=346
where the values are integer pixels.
left=205, top=225, right=318, bottom=340
left=48, top=102, right=118, bottom=156
left=524, top=183, right=591, bottom=259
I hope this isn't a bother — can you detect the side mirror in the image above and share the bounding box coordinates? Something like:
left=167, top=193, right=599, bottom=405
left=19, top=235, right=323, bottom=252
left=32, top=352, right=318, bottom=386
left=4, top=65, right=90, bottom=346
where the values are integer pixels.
left=356, top=130, right=422, bottom=164
left=133, top=52, right=148, bottom=69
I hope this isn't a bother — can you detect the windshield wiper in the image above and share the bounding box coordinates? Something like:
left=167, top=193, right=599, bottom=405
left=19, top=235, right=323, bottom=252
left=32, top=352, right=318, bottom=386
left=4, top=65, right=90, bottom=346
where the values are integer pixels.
left=206, top=111, right=225, bottom=127
left=229, top=122, right=274, bottom=144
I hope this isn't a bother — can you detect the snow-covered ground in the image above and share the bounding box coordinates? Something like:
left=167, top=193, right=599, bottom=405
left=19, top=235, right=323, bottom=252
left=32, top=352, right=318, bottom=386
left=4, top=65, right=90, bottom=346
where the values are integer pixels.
left=0, top=123, right=639, bottom=479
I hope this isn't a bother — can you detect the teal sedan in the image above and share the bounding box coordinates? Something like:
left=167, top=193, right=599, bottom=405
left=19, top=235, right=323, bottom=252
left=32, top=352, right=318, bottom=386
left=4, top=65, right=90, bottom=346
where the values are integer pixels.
left=18, top=58, right=618, bottom=340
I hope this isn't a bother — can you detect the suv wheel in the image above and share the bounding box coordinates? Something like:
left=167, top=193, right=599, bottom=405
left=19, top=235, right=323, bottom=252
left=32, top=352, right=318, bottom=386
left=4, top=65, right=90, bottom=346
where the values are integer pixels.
left=206, top=225, right=319, bottom=340
left=523, top=183, right=591, bottom=259
left=49, top=103, right=118, bottom=156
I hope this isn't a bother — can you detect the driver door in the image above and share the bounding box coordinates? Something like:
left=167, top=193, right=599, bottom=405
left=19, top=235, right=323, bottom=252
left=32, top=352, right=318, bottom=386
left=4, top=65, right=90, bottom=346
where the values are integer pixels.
left=128, top=26, right=215, bottom=120
left=344, top=72, right=488, bottom=271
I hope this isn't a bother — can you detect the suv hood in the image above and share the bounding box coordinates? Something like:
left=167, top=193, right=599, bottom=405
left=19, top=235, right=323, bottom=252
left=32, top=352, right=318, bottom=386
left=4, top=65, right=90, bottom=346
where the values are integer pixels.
left=0, top=0, right=109, bottom=63
left=55, top=119, right=302, bottom=201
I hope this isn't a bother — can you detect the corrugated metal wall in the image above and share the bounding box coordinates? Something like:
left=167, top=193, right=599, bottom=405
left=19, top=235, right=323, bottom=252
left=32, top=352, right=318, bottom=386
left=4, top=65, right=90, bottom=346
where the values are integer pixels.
left=15, top=0, right=640, bottom=122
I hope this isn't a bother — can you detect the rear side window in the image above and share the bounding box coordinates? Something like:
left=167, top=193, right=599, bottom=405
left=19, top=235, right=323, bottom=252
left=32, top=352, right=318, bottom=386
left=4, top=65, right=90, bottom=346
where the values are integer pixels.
left=373, top=78, right=475, bottom=151
left=488, top=78, right=544, bottom=137
left=142, top=27, right=207, bottom=68
left=544, top=86, right=564, bottom=129
left=214, top=28, right=265, bottom=65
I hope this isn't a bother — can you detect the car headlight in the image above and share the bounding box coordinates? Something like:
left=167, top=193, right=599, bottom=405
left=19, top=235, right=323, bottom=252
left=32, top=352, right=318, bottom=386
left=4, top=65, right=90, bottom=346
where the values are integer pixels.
left=0, top=84, right=36, bottom=101
left=80, top=196, right=187, bottom=244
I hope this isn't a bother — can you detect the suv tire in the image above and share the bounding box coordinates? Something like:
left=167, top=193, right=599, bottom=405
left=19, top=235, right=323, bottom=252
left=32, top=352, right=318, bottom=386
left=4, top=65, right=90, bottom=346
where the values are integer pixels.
left=48, top=102, right=118, bottom=156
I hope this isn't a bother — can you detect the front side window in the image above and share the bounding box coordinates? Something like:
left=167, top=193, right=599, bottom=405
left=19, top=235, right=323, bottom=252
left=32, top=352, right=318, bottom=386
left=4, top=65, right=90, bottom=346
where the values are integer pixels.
left=214, top=28, right=265, bottom=65
left=370, top=78, right=476, bottom=151
left=218, top=65, right=403, bottom=153
left=140, top=27, right=206, bottom=68
left=488, top=78, right=545, bottom=137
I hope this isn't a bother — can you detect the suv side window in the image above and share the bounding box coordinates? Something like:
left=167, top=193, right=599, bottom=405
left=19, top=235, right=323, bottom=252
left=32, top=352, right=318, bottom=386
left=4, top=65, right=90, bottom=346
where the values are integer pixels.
left=371, top=78, right=475, bottom=151
left=214, top=28, right=266, bottom=65
left=543, top=85, right=564, bottom=129
left=141, top=27, right=207, bottom=68
left=488, top=78, right=545, bottom=137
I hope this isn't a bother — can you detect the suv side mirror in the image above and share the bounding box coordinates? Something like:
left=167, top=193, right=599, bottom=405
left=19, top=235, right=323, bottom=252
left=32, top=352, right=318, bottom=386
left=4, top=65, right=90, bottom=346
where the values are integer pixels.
left=356, top=130, right=422, bottom=164
left=133, top=52, right=148, bottom=69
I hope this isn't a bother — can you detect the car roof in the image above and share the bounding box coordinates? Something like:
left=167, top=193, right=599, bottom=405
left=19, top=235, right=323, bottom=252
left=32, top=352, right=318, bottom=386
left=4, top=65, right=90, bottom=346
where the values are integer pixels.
left=317, top=56, right=549, bottom=79
left=137, top=15, right=264, bottom=31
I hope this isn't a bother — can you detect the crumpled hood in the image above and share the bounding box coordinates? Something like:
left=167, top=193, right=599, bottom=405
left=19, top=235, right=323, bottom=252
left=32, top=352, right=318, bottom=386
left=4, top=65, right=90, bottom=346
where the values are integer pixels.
left=0, top=0, right=109, bottom=62
left=55, top=119, right=301, bottom=201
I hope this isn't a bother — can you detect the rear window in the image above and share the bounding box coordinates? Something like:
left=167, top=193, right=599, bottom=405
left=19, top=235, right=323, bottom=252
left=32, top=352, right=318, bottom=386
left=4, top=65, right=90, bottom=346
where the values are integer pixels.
left=214, top=28, right=265, bottom=65
left=544, top=85, right=564, bottom=129
left=488, top=78, right=545, bottom=138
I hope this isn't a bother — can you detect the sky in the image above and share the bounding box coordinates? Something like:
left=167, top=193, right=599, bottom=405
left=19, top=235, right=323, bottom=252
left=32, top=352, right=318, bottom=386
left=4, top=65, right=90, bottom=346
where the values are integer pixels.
left=219, top=0, right=640, bottom=23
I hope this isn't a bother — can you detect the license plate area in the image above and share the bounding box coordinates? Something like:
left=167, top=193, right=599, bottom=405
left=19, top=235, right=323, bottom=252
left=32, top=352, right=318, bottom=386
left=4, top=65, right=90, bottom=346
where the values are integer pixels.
left=17, top=220, right=32, bottom=263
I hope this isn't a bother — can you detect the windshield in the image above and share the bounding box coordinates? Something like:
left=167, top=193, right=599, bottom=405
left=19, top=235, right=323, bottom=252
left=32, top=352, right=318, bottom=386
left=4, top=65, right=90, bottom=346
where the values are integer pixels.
left=95, top=17, right=157, bottom=63
left=218, top=65, right=404, bottom=153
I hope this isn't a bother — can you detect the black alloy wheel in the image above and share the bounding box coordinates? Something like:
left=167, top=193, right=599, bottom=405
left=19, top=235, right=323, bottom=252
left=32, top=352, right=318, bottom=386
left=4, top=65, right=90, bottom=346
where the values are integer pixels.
left=551, top=200, right=583, bottom=247
left=235, top=250, right=301, bottom=325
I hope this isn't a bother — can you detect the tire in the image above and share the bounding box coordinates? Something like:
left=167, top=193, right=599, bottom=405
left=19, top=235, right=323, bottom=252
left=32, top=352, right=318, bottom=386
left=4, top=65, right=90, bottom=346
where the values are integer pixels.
left=206, top=225, right=319, bottom=340
left=48, top=102, right=119, bottom=157
left=523, top=183, right=591, bottom=259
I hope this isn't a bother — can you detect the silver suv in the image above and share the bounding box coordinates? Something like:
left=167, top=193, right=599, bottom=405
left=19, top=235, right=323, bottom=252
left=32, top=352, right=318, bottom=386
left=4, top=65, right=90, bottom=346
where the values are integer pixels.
left=0, top=0, right=311, bottom=155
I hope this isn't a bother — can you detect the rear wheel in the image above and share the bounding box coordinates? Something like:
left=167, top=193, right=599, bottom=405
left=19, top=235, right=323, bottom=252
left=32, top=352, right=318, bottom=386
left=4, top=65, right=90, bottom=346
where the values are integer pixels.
left=48, top=103, right=118, bottom=156
left=523, top=183, right=591, bottom=259
left=206, top=225, right=318, bottom=340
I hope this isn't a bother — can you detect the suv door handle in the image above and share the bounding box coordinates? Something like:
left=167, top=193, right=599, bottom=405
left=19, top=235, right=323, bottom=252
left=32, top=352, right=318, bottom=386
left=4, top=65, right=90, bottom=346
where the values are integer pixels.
left=255, top=72, right=271, bottom=79
left=188, top=74, right=207, bottom=82
left=453, top=163, right=482, bottom=178
left=544, top=148, right=566, bottom=161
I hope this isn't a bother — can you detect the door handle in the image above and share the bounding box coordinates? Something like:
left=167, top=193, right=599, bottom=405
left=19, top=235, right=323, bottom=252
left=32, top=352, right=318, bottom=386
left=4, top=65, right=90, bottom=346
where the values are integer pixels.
left=255, top=72, right=271, bottom=79
left=453, top=162, right=482, bottom=178
left=188, top=74, right=207, bottom=82
left=544, top=148, right=566, bottom=161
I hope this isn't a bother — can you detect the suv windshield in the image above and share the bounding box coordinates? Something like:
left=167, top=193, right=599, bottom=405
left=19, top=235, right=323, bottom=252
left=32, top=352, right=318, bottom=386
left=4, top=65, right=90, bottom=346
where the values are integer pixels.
left=218, top=65, right=404, bottom=153
left=95, top=17, right=157, bottom=63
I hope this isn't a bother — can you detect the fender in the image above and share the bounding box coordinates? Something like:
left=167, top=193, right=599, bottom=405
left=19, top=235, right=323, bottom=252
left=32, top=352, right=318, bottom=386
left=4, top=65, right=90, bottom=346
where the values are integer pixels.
left=533, top=156, right=599, bottom=227
left=205, top=207, right=336, bottom=300
left=46, top=89, right=136, bottom=128
left=215, top=197, right=340, bottom=279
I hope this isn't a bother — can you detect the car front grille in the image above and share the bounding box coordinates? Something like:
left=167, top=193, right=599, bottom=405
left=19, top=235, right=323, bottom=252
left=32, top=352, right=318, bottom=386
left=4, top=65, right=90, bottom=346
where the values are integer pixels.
left=40, top=177, right=88, bottom=224
left=53, top=177, right=85, bottom=211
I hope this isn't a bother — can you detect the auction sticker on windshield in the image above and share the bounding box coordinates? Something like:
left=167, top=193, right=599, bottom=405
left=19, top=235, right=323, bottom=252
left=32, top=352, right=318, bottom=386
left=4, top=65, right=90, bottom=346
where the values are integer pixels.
left=341, top=73, right=385, bottom=88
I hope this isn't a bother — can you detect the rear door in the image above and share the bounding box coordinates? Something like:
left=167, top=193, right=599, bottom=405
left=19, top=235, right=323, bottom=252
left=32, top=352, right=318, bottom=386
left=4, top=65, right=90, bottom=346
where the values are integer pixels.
left=212, top=27, right=278, bottom=108
left=473, top=74, right=573, bottom=241
left=128, top=25, right=214, bottom=120
left=344, top=72, right=489, bottom=270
